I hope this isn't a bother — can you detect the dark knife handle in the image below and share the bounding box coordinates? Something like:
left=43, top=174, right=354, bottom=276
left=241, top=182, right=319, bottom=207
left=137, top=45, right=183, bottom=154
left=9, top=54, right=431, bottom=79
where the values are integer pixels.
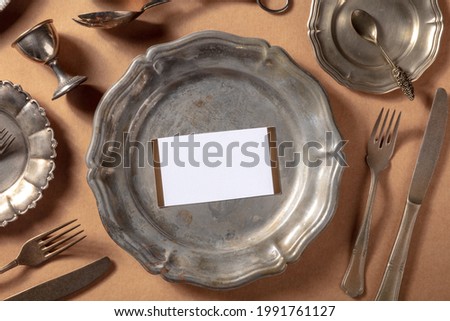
left=4, top=257, right=111, bottom=301
left=375, top=200, right=421, bottom=300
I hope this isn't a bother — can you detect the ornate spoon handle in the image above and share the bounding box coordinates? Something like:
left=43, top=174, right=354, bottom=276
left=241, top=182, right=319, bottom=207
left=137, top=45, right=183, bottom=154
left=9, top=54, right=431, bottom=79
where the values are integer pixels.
left=392, top=67, right=415, bottom=101
left=378, top=45, right=415, bottom=101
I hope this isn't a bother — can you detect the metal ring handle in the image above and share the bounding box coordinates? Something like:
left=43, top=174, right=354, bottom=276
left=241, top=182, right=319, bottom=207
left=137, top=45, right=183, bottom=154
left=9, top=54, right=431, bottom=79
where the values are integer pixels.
left=256, top=0, right=290, bottom=14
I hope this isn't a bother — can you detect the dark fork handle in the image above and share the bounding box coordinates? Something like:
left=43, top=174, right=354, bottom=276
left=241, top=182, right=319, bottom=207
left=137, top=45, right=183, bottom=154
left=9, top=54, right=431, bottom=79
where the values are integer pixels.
left=341, top=171, right=379, bottom=297
left=0, top=260, right=19, bottom=274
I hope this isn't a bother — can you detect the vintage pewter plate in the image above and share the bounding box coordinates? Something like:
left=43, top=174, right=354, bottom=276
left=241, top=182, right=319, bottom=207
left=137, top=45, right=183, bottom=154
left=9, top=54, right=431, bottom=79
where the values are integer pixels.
left=308, top=0, right=443, bottom=94
left=86, top=31, right=345, bottom=289
left=0, top=81, right=56, bottom=227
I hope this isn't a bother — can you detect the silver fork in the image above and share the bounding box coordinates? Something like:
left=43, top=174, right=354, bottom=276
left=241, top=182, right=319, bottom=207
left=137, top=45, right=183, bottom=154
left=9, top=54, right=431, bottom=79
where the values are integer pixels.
left=341, top=108, right=401, bottom=297
left=0, top=128, right=15, bottom=156
left=0, top=220, right=86, bottom=273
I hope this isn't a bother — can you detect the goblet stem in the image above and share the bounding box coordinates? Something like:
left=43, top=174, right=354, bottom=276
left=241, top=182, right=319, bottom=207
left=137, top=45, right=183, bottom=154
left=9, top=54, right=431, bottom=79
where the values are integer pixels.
left=47, top=59, right=87, bottom=100
left=48, top=59, right=72, bottom=86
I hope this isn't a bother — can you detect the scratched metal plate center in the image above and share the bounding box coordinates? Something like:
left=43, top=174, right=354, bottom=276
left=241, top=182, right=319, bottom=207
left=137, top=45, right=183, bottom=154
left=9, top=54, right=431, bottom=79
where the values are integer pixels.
left=87, top=31, right=344, bottom=289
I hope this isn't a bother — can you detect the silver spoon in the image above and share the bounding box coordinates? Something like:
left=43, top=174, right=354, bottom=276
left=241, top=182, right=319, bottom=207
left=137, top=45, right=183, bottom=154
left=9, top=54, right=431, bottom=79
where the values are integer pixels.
left=351, top=9, right=414, bottom=101
left=73, top=0, right=170, bottom=29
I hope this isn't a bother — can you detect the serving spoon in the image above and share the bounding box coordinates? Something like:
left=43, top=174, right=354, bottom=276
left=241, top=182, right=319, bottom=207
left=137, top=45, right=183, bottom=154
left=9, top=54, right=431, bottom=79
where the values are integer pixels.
left=73, top=0, right=170, bottom=29
left=74, top=0, right=289, bottom=29
left=351, top=9, right=415, bottom=100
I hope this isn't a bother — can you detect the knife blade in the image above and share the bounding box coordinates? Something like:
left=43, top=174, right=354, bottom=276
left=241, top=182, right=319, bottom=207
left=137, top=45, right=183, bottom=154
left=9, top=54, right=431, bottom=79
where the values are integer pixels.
left=375, top=88, right=448, bottom=300
left=5, top=257, right=112, bottom=301
left=408, top=88, right=448, bottom=204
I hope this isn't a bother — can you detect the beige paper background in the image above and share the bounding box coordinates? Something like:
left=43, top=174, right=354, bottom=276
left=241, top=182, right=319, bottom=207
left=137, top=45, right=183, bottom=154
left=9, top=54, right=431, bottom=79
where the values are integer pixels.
left=0, top=0, right=449, bottom=301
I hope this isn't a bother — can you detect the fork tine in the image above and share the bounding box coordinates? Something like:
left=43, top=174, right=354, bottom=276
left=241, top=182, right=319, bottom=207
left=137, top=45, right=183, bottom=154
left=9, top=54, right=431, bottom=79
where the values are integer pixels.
left=43, top=229, right=85, bottom=252
left=382, top=110, right=396, bottom=145
left=388, top=111, right=402, bottom=145
left=0, top=130, right=12, bottom=142
left=7, top=134, right=15, bottom=145
left=44, top=235, right=86, bottom=259
left=6, top=133, right=14, bottom=143
left=41, top=223, right=82, bottom=245
left=377, top=109, right=390, bottom=145
left=33, top=219, right=78, bottom=240
left=370, top=108, right=385, bottom=142
left=1, top=134, right=15, bottom=151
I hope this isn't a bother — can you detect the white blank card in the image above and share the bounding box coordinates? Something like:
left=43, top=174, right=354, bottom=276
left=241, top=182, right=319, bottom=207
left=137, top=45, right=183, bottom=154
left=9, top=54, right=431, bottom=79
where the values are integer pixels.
left=152, top=127, right=281, bottom=207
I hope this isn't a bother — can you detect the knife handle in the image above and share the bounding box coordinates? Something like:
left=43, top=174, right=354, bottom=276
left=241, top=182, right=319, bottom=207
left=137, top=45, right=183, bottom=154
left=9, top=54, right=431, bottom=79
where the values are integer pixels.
left=375, top=200, right=421, bottom=301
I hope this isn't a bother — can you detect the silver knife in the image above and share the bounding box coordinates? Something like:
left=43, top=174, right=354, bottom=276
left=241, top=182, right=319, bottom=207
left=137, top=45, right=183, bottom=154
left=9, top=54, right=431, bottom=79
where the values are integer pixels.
left=375, top=88, right=448, bottom=301
left=5, top=257, right=112, bottom=301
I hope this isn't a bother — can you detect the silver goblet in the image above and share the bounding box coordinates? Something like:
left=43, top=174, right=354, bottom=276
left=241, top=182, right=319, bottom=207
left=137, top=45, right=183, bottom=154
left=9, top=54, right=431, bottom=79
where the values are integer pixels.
left=12, top=19, right=87, bottom=100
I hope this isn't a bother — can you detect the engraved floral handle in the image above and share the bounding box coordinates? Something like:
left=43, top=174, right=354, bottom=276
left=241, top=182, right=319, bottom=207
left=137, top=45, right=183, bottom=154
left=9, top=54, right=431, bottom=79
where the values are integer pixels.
left=378, top=46, right=415, bottom=101
left=375, top=200, right=421, bottom=300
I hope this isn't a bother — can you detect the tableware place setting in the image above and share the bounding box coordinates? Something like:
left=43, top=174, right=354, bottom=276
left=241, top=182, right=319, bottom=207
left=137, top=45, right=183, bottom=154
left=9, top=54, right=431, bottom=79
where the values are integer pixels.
left=0, top=0, right=448, bottom=302
left=308, top=0, right=443, bottom=97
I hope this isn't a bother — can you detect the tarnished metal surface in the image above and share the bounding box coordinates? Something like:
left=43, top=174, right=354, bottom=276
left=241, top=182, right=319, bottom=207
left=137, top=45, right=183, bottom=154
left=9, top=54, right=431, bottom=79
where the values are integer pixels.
left=86, top=31, right=344, bottom=289
left=0, top=80, right=57, bottom=227
left=375, top=88, right=448, bottom=301
left=74, top=0, right=289, bottom=29
left=12, top=20, right=87, bottom=100
left=73, top=0, right=170, bottom=29
left=308, top=0, right=443, bottom=95
left=5, top=257, right=111, bottom=301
